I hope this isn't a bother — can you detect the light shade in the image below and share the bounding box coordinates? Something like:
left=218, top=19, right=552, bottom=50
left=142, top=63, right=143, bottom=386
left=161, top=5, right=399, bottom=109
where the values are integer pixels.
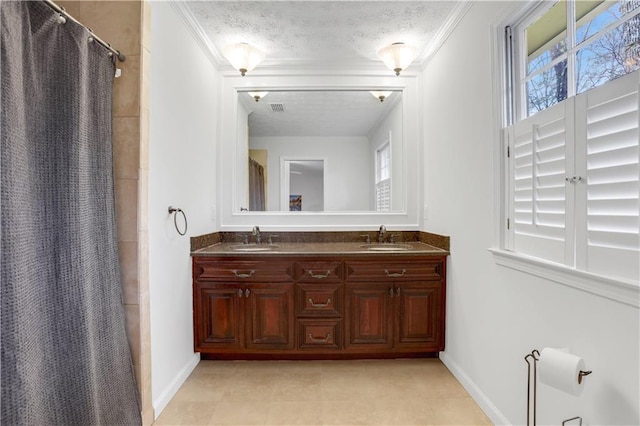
left=248, top=91, right=269, bottom=102
left=377, top=42, right=418, bottom=76
left=370, top=91, right=392, bottom=102
left=223, top=43, right=265, bottom=76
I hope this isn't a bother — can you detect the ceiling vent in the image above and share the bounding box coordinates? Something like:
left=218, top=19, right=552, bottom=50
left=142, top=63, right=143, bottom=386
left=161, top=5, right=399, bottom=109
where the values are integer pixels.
left=269, top=103, right=286, bottom=113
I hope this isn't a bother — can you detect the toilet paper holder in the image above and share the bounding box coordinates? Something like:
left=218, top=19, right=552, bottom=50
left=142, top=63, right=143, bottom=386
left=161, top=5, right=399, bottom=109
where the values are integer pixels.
left=578, top=369, right=592, bottom=384
left=524, top=349, right=592, bottom=426
left=524, top=350, right=540, bottom=426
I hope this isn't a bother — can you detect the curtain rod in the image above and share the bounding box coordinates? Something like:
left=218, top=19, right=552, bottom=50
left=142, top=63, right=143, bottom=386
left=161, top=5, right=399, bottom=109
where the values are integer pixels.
left=42, top=0, right=126, bottom=62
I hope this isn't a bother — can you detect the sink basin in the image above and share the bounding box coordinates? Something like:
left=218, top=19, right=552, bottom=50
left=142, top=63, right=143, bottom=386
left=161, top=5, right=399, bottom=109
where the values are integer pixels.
left=230, top=245, right=279, bottom=252
left=361, top=244, right=413, bottom=251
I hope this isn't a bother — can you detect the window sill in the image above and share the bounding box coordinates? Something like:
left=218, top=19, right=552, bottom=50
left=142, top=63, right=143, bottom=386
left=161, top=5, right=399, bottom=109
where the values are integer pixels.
left=489, top=249, right=639, bottom=308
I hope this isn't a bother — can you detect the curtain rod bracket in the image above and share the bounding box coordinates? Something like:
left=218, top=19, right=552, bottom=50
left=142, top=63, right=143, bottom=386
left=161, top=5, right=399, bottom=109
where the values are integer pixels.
left=43, top=0, right=126, bottom=62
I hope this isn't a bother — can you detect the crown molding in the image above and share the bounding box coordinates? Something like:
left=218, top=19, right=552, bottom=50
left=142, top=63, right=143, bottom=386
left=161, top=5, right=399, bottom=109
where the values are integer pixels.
left=418, top=0, right=474, bottom=68
left=168, top=0, right=472, bottom=75
left=168, top=0, right=222, bottom=67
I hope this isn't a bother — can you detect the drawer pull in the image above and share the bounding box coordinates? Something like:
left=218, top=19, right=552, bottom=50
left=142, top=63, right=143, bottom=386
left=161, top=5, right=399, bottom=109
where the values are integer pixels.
left=308, top=298, right=331, bottom=308
left=308, top=332, right=331, bottom=343
left=232, top=269, right=255, bottom=279
left=308, top=270, right=331, bottom=279
left=385, top=269, right=406, bottom=278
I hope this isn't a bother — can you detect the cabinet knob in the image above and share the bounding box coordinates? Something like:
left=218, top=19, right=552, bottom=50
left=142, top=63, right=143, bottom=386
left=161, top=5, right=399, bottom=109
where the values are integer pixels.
left=245, top=288, right=250, bottom=297
left=396, top=287, right=401, bottom=296
left=389, top=287, right=394, bottom=297
left=237, top=288, right=243, bottom=298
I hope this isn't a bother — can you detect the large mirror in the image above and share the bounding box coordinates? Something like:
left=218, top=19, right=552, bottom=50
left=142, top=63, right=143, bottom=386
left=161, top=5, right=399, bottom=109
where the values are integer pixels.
left=236, top=90, right=403, bottom=212
left=218, top=74, right=421, bottom=229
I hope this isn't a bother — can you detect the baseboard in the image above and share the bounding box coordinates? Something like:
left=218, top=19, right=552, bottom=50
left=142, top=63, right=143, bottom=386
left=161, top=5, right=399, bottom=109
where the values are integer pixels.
left=152, top=352, right=200, bottom=419
left=440, top=351, right=511, bottom=425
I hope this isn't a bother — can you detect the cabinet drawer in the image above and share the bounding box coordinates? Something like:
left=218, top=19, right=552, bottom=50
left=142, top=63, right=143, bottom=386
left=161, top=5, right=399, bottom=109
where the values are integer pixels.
left=345, top=260, right=443, bottom=281
left=295, top=261, right=343, bottom=282
left=194, top=259, right=293, bottom=282
left=297, top=319, right=342, bottom=350
left=296, top=283, right=342, bottom=317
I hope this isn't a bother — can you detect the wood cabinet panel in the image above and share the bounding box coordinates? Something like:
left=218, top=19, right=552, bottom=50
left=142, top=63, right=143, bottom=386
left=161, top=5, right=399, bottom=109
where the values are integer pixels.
left=296, top=282, right=342, bottom=317
left=345, top=260, right=443, bottom=281
left=296, top=261, right=343, bottom=282
left=297, top=319, right=342, bottom=350
left=194, top=285, right=244, bottom=351
left=395, top=282, right=443, bottom=350
left=345, top=283, right=393, bottom=349
left=195, top=259, right=293, bottom=282
left=245, top=284, right=294, bottom=350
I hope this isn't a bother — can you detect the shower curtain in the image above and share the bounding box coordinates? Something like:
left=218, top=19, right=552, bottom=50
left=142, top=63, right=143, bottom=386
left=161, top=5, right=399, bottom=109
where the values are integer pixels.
left=1, top=2, right=142, bottom=425
left=249, top=157, right=266, bottom=211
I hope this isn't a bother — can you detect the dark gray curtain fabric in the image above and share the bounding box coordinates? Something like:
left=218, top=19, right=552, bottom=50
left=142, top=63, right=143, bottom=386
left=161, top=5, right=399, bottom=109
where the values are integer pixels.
left=249, top=157, right=266, bottom=211
left=1, top=2, right=142, bottom=424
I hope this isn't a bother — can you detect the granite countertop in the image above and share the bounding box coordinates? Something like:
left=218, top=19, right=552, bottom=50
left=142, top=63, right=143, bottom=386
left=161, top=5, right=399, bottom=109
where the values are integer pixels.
left=192, top=241, right=449, bottom=257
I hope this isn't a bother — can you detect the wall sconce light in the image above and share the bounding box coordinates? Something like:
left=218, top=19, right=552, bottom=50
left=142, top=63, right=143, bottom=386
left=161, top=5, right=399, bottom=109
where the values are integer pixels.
left=248, top=91, right=269, bottom=102
left=377, top=42, right=418, bottom=76
left=223, top=43, right=265, bottom=76
left=370, top=91, right=392, bottom=102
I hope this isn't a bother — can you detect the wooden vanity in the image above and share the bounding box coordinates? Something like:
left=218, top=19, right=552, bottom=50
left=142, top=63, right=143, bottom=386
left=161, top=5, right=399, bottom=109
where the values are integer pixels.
left=192, top=241, right=448, bottom=359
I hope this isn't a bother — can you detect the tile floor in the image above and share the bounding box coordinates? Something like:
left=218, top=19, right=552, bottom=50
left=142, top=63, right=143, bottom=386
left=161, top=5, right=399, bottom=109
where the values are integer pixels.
left=153, top=359, right=492, bottom=426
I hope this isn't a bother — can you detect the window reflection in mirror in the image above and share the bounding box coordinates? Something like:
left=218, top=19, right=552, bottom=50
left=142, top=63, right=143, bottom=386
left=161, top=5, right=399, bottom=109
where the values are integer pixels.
left=237, top=90, right=403, bottom=212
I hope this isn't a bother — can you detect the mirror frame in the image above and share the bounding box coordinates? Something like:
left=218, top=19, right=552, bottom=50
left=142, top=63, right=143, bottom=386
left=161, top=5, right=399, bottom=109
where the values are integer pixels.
left=218, top=73, right=422, bottom=230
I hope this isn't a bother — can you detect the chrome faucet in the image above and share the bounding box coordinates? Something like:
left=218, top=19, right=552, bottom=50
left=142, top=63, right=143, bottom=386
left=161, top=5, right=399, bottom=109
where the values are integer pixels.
left=378, top=225, right=387, bottom=243
left=252, top=225, right=261, bottom=244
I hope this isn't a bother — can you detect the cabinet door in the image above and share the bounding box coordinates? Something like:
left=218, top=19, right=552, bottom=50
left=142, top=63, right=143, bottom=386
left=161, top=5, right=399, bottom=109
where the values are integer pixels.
left=394, top=282, right=443, bottom=350
left=345, top=283, right=393, bottom=350
left=194, top=284, right=244, bottom=351
left=245, top=284, right=294, bottom=350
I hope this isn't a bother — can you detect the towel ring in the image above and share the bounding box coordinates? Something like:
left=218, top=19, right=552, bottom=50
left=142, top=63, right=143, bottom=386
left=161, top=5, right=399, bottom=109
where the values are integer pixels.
left=168, top=206, right=187, bottom=236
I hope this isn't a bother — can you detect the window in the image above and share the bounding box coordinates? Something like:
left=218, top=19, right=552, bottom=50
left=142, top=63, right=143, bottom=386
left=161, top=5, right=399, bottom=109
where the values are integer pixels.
left=516, top=0, right=640, bottom=119
left=501, top=0, right=640, bottom=285
left=376, top=142, right=391, bottom=211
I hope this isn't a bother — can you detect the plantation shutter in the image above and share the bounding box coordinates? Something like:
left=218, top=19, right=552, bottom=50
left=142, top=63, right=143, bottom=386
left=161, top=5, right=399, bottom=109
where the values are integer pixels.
left=376, top=179, right=391, bottom=211
left=376, top=142, right=391, bottom=211
left=509, top=100, right=573, bottom=264
left=575, top=72, right=640, bottom=281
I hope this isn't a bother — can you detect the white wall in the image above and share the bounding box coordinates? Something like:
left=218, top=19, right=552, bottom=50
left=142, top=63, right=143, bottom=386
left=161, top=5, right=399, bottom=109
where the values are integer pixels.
left=149, top=2, right=217, bottom=417
left=423, top=2, right=639, bottom=425
left=249, top=136, right=370, bottom=211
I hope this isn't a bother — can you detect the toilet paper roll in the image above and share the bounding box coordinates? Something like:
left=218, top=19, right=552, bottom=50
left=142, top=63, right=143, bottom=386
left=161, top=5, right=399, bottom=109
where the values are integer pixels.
left=538, top=347, right=586, bottom=396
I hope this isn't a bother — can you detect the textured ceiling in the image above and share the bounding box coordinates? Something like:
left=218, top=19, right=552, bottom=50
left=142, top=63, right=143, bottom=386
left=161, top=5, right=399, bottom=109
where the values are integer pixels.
left=242, top=90, right=401, bottom=137
left=183, top=1, right=462, bottom=68
left=180, top=1, right=464, bottom=136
